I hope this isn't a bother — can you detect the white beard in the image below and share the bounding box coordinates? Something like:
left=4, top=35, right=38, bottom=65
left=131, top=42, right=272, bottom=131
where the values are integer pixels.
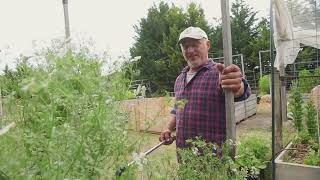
left=188, top=62, right=200, bottom=69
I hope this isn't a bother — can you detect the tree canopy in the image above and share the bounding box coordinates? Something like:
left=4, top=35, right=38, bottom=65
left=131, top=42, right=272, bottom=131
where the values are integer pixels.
left=129, top=1, right=270, bottom=95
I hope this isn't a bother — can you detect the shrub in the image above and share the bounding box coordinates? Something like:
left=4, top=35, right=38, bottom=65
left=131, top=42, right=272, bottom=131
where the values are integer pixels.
left=118, top=136, right=271, bottom=179
left=177, top=138, right=247, bottom=179
left=299, top=69, right=313, bottom=93
left=176, top=136, right=270, bottom=179
left=0, top=51, right=137, bottom=179
left=258, top=75, right=270, bottom=95
left=305, top=149, right=320, bottom=166
left=0, top=59, right=32, bottom=98
left=305, top=100, right=317, bottom=140
left=236, top=134, right=270, bottom=178
left=289, top=82, right=304, bottom=132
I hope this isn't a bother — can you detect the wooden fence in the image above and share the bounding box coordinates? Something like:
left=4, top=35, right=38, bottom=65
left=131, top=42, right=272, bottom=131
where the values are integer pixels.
left=121, top=94, right=257, bottom=133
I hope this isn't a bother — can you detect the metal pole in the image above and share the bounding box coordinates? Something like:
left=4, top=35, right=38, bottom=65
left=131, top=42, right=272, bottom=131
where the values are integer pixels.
left=0, top=89, right=2, bottom=128
left=317, top=109, right=320, bottom=157
left=315, top=0, right=319, bottom=69
left=270, top=0, right=276, bottom=178
left=240, top=54, right=245, bottom=77
left=62, top=0, right=70, bottom=46
left=253, top=69, right=256, bottom=90
left=259, top=50, right=277, bottom=76
left=259, top=50, right=263, bottom=78
left=280, top=55, right=287, bottom=123
left=220, top=0, right=235, bottom=143
left=212, top=54, right=243, bottom=62
left=274, top=71, right=283, bottom=154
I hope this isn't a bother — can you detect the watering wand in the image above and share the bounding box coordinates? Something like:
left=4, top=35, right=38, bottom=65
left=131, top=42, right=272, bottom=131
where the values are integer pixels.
left=115, top=136, right=176, bottom=177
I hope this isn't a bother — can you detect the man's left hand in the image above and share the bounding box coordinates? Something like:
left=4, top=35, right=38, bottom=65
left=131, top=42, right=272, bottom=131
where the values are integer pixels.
left=216, top=63, right=244, bottom=98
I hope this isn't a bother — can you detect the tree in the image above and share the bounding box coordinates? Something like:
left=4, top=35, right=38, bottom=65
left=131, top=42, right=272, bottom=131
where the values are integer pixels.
left=249, top=18, right=270, bottom=74
left=230, top=0, right=259, bottom=70
left=209, top=0, right=267, bottom=71
left=130, top=2, right=211, bottom=95
left=208, top=24, right=223, bottom=58
left=129, top=0, right=270, bottom=95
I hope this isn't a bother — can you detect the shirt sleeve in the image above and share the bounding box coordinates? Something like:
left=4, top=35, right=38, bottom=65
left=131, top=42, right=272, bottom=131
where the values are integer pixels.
left=234, top=78, right=251, bottom=102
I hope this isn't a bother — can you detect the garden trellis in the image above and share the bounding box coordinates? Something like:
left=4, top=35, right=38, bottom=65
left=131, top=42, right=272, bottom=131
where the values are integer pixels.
left=211, top=54, right=260, bottom=93
left=271, top=0, right=320, bottom=179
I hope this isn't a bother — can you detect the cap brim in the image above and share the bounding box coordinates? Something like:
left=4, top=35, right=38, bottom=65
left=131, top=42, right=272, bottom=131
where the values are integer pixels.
left=177, top=36, right=207, bottom=45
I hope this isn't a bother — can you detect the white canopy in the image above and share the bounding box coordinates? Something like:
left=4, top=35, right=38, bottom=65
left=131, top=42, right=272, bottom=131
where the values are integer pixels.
left=273, top=0, right=320, bottom=70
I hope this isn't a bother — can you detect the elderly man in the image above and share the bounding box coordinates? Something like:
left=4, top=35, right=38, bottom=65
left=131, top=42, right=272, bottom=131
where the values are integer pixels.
left=159, top=26, right=250, bottom=156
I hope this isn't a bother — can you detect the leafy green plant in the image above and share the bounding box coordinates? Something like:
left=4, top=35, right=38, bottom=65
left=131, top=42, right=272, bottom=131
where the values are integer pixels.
left=258, top=74, right=270, bottom=95
left=314, top=67, right=320, bottom=85
left=293, top=131, right=312, bottom=145
left=177, top=138, right=247, bottom=180
left=138, top=135, right=271, bottom=179
left=299, top=69, right=313, bottom=93
left=285, top=130, right=320, bottom=166
left=304, top=149, right=320, bottom=166
left=131, top=152, right=178, bottom=180
left=236, top=134, right=270, bottom=178
left=176, top=136, right=271, bottom=179
left=0, top=51, right=139, bottom=179
left=305, top=100, right=317, bottom=140
left=289, top=82, right=304, bottom=132
left=106, top=71, right=136, bottom=101
left=0, top=58, right=32, bottom=98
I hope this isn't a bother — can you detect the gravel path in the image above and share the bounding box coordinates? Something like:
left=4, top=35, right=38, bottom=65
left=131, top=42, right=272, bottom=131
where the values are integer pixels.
left=237, top=105, right=272, bottom=134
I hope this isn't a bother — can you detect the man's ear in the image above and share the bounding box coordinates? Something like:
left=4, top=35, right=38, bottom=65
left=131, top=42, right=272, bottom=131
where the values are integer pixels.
left=206, top=40, right=211, bottom=50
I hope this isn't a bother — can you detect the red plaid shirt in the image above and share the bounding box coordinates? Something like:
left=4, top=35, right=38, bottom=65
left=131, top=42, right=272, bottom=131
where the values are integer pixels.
left=172, top=60, right=250, bottom=148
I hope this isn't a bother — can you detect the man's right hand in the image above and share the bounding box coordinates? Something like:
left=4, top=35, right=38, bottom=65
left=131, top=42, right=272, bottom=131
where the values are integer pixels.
left=159, top=129, right=174, bottom=145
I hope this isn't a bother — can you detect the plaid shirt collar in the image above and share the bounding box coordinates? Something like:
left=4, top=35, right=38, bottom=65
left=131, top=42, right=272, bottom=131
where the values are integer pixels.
left=181, top=59, right=216, bottom=73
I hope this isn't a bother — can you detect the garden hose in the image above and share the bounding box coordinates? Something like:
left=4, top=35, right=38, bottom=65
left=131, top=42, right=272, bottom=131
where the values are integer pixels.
left=115, top=136, right=176, bottom=177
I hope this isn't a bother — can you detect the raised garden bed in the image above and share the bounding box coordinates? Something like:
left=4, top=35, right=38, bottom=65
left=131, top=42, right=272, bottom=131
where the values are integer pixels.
left=275, top=142, right=320, bottom=180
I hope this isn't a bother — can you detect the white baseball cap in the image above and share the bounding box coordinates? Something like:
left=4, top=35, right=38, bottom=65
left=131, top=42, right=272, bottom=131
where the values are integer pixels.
left=178, top=26, right=208, bottom=44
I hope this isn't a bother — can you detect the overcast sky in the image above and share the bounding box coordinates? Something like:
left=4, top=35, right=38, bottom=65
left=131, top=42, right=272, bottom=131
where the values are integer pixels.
left=0, top=0, right=269, bottom=72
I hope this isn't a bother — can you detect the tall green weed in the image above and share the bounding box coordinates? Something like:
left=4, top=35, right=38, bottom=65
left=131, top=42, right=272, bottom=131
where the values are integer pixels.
left=289, top=82, right=304, bottom=132
left=0, top=50, right=137, bottom=179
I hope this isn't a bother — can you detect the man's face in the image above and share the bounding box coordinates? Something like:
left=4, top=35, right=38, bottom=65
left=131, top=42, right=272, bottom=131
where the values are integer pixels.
left=180, top=38, right=210, bottom=70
